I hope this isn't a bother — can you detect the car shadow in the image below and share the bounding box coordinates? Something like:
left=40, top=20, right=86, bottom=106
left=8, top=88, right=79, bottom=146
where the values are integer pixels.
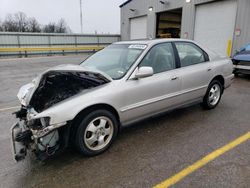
left=19, top=103, right=215, bottom=187
left=32, top=103, right=204, bottom=166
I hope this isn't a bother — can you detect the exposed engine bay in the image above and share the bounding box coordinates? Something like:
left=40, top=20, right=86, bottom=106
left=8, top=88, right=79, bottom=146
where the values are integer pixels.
left=30, top=71, right=110, bottom=112
left=12, top=69, right=110, bottom=161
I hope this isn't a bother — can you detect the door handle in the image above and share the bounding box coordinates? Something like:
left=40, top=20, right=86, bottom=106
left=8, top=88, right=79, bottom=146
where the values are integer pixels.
left=171, top=76, right=178, bottom=81
left=207, top=68, right=212, bottom=71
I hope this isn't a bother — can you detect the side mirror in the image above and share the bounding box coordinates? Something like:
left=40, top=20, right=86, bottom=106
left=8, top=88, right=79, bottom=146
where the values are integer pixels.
left=134, top=66, right=154, bottom=79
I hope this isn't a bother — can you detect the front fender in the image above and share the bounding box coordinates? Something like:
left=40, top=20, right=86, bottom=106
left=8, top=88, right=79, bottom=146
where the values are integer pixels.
left=34, top=89, right=120, bottom=125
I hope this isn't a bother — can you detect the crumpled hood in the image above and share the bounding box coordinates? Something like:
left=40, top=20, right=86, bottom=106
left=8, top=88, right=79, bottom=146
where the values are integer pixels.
left=17, top=64, right=112, bottom=110
left=41, top=64, right=112, bottom=80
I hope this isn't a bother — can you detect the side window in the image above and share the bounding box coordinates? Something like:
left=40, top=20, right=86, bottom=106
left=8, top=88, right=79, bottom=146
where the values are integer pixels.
left=126, top=49, right=142, bottom=70
left=139, top=43, right=175, bottom=74
left=175, top=42, right=206, bottom=67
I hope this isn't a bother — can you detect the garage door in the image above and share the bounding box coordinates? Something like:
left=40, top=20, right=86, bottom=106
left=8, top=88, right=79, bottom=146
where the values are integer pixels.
left=130, top=16, right=147, bottom=40
left=194, top=0, right=237, bottom=56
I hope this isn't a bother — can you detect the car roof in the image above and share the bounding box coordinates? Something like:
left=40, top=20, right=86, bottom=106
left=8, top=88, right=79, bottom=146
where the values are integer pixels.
left=114, top=38, right=194, bottom=46
left=114, top=38, right=223, bottom=61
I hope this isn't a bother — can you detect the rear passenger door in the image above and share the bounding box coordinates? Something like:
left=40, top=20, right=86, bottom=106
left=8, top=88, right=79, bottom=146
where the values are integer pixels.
left=174, top=42, right=213, bottom=103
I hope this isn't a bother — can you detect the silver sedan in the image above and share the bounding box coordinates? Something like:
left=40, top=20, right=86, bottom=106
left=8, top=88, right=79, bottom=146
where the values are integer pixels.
left=12, top=39, right=234, bottom=161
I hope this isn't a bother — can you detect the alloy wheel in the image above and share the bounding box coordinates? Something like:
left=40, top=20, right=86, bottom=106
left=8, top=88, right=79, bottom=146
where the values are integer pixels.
left=208, top=84, right=221, bottom=106
left=84, top=116, right=114, bottom=151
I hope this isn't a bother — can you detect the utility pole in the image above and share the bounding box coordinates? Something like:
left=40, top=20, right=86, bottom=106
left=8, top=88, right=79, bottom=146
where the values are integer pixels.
left=79, top=0, right=83, bottom=33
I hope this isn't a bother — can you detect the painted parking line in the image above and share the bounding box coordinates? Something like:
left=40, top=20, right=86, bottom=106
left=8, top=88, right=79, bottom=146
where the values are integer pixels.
left=154, top=132, right=250, bottom=188
left=0, top=106, right=19, bottom=112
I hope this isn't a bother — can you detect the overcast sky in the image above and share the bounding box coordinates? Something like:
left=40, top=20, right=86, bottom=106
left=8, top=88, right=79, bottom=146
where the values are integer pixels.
left=0, top=0, right=125, bottom=34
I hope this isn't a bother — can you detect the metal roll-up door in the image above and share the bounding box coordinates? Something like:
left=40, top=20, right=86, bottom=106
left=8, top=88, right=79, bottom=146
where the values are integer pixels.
left=130, top=16, right=147, bottom=40
left=194, top=0, right=237, bottom=56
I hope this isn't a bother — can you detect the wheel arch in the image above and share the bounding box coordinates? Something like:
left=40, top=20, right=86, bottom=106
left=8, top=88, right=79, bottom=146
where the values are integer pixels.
left=210, top=75, right=225, bottom=88
left=71, top=103, right=121, bottom=134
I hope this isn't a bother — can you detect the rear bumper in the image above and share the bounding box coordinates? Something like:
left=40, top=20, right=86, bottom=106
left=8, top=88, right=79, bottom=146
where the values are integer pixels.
left=234, top=65, right=250, bottom=74
left=224, top=74, right=234, bottom=89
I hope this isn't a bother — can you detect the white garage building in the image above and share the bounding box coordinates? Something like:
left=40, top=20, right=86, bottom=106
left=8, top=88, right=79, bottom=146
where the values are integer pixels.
left=120, top=0, right=250, bottom=56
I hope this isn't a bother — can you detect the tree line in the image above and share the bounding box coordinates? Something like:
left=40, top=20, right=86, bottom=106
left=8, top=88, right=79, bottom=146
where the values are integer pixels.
left=0, top=12, right=71, bottom=33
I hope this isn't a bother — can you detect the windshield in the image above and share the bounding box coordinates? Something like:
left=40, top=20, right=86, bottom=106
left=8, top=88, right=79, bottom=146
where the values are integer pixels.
left=80, top=44, right=146, bottom=79
left=240, top=44, right=250, bottom=52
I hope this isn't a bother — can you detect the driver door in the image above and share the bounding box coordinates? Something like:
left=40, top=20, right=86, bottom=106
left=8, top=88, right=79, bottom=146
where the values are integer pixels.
left=120, top=43, right=182, bottom=124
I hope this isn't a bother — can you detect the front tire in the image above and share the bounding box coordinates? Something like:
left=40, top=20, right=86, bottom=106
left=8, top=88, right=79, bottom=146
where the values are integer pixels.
left=202, top=80, right=223, bottom=110
left=74, top=109, right=118, bottom=156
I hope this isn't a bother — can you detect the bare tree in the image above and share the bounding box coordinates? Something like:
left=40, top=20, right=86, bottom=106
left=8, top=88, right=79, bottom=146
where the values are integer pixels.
left=43, top=22, right=57, bottom=33
left=0, top=20, right=3, bottom=31
left=1, top=12, right=72, bottom=33
left=14, top=12, right=28, bottom=32
left=27, top=17, right=41, bottom=32
left=56, top=18, right=68, bottom=33
left=43, top=19, right=71, bottom=33
left=2, top=14, right=18, bottom=32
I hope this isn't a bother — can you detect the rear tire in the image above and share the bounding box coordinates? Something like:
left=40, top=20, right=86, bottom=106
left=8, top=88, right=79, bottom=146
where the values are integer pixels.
left=202, top=80, right=223, bottom=110
left=74, top=109, right=118, bottom=156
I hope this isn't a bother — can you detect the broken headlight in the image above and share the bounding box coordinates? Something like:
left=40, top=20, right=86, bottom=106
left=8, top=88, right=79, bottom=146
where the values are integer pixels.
left=40, top=117, right=51, bottom=127
left=17, top=83, right=35, bottom=106
left=27, top=117, right=50, bottom=130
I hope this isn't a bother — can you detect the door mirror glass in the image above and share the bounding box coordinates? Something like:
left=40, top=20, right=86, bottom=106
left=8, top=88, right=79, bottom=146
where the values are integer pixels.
left=134, top=66, right=154, bottom=79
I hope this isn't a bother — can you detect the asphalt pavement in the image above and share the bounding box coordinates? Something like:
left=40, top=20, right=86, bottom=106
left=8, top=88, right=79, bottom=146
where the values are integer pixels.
left=0, top=55, right=249, bottom=188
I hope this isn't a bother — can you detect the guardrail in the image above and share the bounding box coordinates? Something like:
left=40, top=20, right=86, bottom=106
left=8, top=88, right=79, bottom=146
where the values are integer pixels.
left=0, top=46, right=105, bottom=57
left=0, top=32, right=120, bottom=57
left=0, top=46, right=104, bottom=52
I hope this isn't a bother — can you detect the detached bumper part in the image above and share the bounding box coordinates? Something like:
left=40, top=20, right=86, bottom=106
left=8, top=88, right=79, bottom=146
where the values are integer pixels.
left=11, top=120, right=67, bottom=162
left=11, top=123, right=28, bottom=161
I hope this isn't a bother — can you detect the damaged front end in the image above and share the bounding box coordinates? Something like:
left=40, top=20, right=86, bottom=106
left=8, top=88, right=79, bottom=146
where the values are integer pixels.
left=12, top=108, right=68, bottom=161
left=11, top=66, right=110, bottom=161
